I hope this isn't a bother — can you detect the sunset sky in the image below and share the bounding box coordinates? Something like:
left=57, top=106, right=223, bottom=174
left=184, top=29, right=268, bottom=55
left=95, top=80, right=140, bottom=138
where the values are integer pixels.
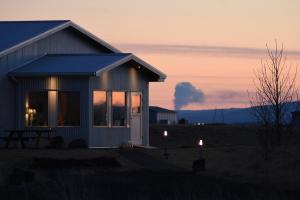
left=1, top=0, right=300, bottom=110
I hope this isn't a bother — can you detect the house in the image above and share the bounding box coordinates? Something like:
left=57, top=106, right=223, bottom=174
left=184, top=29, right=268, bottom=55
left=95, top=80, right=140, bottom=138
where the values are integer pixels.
left=149, top=106, right=177, bottom=125
left=292, top=110, right=300, bottom=127
left=0, top=20, right=166, bottom=147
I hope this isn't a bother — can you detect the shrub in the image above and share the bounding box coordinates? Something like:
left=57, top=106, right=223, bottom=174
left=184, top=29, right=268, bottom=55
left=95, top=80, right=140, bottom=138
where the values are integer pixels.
left=68, top=138, right=87, bottom=149
left=48, top=136, right=65, bottom=149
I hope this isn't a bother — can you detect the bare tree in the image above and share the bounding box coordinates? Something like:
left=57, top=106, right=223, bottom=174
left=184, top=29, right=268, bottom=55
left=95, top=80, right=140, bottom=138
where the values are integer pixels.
left=250, top=41, right=298, bottom=150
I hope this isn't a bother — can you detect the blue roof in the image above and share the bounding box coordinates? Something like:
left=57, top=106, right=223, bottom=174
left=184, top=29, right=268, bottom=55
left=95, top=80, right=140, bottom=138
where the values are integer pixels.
left=0, top=20, right=69, bottom=52
left=9, top=54, right=131, bottom=76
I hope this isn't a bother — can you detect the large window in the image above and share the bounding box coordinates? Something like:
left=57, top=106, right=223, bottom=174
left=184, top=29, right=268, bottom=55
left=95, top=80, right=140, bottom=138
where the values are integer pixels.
left=25, top=92, right=48, bottom=126
left=112, top=91, right=126, bottom=126
left=93, top=91, right=107, bottom=126
left=57, top=92, right=80, bottom=126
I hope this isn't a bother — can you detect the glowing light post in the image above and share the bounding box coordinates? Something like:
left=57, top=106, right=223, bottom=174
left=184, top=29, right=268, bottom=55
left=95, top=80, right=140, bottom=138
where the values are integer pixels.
left=163, top=130, right=169, bottom=159
left=192, top=139, right=206, bottom=173
left=198, top=139, right=204, bottom=159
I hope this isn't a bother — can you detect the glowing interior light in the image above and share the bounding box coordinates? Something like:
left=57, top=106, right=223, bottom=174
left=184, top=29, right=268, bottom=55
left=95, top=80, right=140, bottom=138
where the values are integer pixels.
left=198, top=139, right=203, bottom=146
left=164, top=130, right=168, bottom=137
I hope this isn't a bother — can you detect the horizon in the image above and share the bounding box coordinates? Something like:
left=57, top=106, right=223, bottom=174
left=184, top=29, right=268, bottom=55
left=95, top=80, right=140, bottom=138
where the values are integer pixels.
left=1, top=0, right=299, bottom=110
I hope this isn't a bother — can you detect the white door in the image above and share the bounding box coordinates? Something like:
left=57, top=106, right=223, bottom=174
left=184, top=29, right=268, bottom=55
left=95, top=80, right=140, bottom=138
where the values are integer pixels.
left=130, top=92, right=142, bottom=145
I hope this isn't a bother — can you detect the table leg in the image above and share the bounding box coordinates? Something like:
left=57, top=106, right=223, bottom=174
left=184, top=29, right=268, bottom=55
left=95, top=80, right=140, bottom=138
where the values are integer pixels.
left=18, top=132, right=26, bottom=149
left=5, top=132, right=13, bottom=148
left=35, top=133, right=41, bottom=148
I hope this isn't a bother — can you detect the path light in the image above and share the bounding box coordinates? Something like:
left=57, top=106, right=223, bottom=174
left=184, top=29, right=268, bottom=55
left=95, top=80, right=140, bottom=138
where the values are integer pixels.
left=198, top=139, right=203, bottom=147
left=192, top=139, right=206, bottom=173
left=163, top=130, right=169, bottom=159
left=163, top=130, right=168, bottom=137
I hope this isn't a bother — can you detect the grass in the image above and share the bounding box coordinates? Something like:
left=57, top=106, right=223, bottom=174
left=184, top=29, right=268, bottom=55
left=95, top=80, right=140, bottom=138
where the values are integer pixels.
left=0, top=124, right=299, bottom=199
left=144, top=124, right=300, bottom=190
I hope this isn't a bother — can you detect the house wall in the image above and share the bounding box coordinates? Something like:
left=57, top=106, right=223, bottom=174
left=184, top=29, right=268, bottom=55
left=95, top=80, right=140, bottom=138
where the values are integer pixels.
left=0, top=27, right=108, bottom=132
left=89, top=63, right=149, bottom=147
left=157, top=113, right=177, bottom=125
left=16, top=77, right=90, bottom=142
left=149, top=110, right=158, bottom=124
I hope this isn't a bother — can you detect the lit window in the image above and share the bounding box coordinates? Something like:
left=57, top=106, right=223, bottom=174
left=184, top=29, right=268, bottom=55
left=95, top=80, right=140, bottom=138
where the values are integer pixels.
left=112, top=91, right=126, bottom=126
left=131, top=93, right=141, bottom=114
left=57, top=92, right=80, bottom=126
left=25, top=92, right=48, bottom=126
left=93, top=91, right=107, bottom=126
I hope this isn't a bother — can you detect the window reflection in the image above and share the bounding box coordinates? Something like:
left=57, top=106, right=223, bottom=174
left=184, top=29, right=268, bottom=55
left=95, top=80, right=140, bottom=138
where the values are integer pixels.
left=131, top=93, right=141, bottom=114
left=112, top=92, right=126, bottom=126
left=93, top=91, right=107, bottom=126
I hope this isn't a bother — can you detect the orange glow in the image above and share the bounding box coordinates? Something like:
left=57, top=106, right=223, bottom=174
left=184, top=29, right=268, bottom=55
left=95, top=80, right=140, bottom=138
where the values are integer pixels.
left=131, top=93, right=141, bottom=114
left=93, top=91, right=106, bottom=105
left=112, top=92, right=125, bottom=106
left=2, top=1, right=299, bottom=110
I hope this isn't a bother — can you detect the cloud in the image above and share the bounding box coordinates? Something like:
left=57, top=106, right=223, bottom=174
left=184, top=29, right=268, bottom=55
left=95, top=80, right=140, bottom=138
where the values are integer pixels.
left=115, top=43, right=300, bottom=59
left=174, top=82, right=205, bottom=110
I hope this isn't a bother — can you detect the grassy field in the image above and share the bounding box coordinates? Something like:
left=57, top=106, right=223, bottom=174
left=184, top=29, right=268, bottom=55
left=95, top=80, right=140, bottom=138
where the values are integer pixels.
left=145, top=124, right=300, bottom=190
left=0, top=125, right=299, bottom=199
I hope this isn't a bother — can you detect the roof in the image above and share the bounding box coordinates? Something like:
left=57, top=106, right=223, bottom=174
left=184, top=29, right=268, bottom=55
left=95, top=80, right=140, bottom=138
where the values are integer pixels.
left=9, top=54, right=131, bottom=76
left=0, top=20, right=69, bottom=53
left=0, top=20, right=120, bottom=56
left=9, top=54, right=166, bottom=80
left=1, top=20, right=166, bottom=81
left=149, top=106, right=177, bottom=114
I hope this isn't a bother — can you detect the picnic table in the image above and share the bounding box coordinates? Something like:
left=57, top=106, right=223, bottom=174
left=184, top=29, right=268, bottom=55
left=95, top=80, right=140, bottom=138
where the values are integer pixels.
left=1, top=128, right=56, bottom=149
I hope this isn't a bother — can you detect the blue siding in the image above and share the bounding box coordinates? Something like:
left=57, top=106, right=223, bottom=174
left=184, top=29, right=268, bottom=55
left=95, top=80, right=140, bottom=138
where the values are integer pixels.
left=0, top=28, right=108, bottom=131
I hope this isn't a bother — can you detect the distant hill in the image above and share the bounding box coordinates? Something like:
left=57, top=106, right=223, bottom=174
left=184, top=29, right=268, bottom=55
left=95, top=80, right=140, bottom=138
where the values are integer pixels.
left=177, top=102, right=300, bottom=124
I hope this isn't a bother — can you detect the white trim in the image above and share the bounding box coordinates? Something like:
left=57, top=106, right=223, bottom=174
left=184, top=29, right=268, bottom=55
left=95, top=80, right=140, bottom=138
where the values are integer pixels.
left=0, top=22, right=71, bottom=57
left=0, top=21, right=121, bottom=57
left=2, top=20, right=166, bottom=81
left=69, top=22, right=121, bottom=53
left=96, top=54, right=166, bottom=81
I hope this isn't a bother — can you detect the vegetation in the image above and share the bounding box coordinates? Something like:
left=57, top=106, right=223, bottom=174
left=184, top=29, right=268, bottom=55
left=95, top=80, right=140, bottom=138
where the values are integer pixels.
left=250, top=41, right=298, bottom=158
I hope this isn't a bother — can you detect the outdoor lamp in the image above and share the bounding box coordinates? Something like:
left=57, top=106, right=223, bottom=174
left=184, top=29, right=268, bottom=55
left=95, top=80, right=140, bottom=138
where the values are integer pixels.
left=163, top=130, right=169, bottom=159
left=198, top=139, right=203, bottom=147
left=163, top=130, right=168, bottom=137
left=192, top=139, right=206, bottom=173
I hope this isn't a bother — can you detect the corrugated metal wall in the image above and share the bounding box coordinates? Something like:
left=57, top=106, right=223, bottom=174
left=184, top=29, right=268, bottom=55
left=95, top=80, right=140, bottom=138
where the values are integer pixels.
left=0, top=27, right=151, bottom=147
left=157, top=113, right=177, bottom=124
left=0, top=27, right=106, bottom=132
left=17, top=77, right=90, bottom=142
left=89, top=63, right=149, bottom=147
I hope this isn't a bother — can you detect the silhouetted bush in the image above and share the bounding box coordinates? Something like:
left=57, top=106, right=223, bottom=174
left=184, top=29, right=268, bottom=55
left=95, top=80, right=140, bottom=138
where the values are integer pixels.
left=48, top=136, right=65, bottom=149
left=68, top=138, right=87, bottom=149
left=178, top=118, right=188, bottom=125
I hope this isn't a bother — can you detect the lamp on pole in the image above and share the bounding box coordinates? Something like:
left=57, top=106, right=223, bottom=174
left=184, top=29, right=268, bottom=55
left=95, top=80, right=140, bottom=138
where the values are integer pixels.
left=192, top=139, right=206, bottom=173
left=163, top=130, right=169, bottom=159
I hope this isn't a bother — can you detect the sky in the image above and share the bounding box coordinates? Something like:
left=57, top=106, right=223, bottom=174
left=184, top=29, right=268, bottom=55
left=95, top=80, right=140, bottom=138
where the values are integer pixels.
left=1, top=0, right=300, bottom=110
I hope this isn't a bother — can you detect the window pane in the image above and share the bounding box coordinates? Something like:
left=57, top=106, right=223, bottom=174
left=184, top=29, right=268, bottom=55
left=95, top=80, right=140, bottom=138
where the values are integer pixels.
left=112, top=92, right=126, bottom=126
left=131, top=93, right=141, bottom=114
left=26, top=92, right=48, bottom=126
left=93, top=91, right=107, bottom=126
left=57, top=92, right=80, bottom=126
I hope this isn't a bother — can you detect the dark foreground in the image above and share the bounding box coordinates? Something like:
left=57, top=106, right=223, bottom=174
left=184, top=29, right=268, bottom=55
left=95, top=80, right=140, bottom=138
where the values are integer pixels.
left=1, top=170, right=300, bottom=200
left=0, top=125, right=300, bottom=199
